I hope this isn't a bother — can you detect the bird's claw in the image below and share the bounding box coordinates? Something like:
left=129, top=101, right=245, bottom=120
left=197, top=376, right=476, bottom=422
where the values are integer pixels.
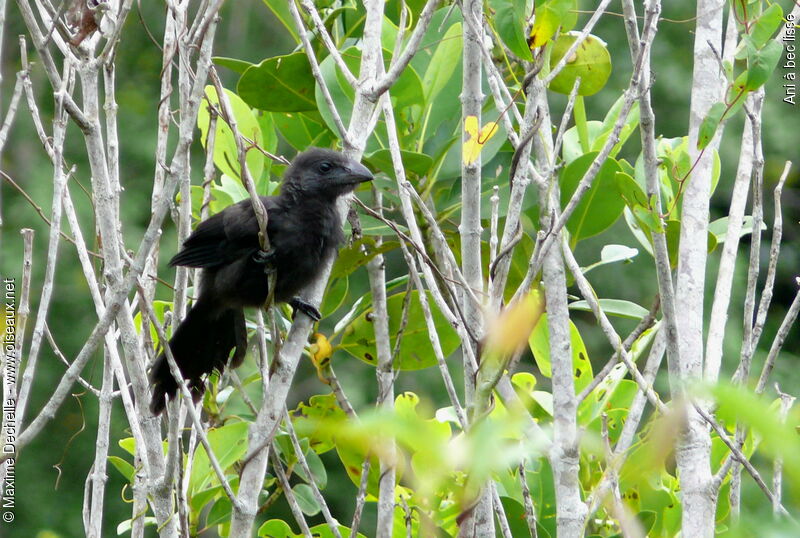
left=252, top=249, right=277, bottom=274
left=290, top=297, right=322, bottom=322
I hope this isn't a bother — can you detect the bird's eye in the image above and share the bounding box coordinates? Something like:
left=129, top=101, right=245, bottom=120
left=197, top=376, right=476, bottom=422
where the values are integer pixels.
left=318, top=161, right=333, bottom=173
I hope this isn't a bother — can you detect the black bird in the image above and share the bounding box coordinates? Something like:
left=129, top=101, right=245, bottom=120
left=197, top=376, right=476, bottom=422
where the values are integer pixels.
left=149, top=148, right=373, bottom=414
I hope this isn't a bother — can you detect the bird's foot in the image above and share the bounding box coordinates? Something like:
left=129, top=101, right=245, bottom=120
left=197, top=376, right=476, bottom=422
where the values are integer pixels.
left=252, top=248, right=277, bottom=274
left=290, top=297, right=322, bottom=322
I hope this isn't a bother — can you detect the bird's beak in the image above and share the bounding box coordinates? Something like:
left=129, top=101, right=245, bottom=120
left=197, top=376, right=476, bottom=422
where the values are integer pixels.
left=340, top=161, right=374, bottom=185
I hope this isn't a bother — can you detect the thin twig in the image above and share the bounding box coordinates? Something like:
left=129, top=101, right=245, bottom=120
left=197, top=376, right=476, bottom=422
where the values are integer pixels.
left=693, top=402, right=792, bottom=519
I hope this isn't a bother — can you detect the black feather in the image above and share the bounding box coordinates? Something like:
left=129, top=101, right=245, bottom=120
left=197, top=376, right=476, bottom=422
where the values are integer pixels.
left=149, top=148, right=373, bottom=414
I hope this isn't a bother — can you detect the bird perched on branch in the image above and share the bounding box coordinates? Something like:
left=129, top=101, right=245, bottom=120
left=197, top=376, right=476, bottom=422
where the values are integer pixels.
left=149, top=148, right=373, bottom=414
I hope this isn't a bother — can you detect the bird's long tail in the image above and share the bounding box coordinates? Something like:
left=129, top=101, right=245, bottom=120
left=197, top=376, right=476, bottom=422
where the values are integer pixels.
left=149, top=300, right=246, bottom=414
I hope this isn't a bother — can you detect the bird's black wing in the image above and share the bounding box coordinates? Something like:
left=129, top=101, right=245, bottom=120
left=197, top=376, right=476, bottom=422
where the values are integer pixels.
left=169, top=197, right=276, bottom=268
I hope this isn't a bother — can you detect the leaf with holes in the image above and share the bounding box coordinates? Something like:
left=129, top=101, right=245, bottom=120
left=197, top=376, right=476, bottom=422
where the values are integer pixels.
left=528, top=314, right=593, bottom=394
left=339, top=290, right=459, bottom=370
left=290, top=393, right=347, bottom=454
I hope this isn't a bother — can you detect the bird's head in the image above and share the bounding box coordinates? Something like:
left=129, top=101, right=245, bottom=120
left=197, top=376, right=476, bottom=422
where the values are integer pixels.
left=282, top=148, right=373, bottom=199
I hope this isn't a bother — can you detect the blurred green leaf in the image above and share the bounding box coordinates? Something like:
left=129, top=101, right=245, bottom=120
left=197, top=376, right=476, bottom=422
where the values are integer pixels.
left=292, top=484, right=321, bottom=516
left=291, top=393, right=347, bottom=454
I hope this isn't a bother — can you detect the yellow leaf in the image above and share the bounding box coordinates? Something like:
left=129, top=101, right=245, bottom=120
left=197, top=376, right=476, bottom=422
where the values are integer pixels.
left=485, top=290, right=545, bottom=357
left=310, top=332, right=333, bottom=366
left=462, top=115, right=499, bottom=165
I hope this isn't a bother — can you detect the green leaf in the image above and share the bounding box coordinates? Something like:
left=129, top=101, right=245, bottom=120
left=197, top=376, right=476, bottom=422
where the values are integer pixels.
left=213, top=57, right=254, bottom=74
left=238, top=53, right=317, bottom=112
left=697, top=102, right=726, bottom=150
left=708, top=215, right=767, bottom=244
left=568, top=298, right=649, bottom=320
left=336, top=441, right=382, bottom=494
left=548, top=32, right=612, bottom=96
left=118, top=437, right=136, bottom=457
left=133, top=300, right=171, bottom=346
left=197, top=86, right=264, bottom=182
left=190, top=484, right=223, bottom=514
left=292, top=484, right=321, bottom=516
left=260, top=0, right=300, bottom=43
left=561, top=121, right=604, bottom=164
left=308, top=523, right=369, bottom=538
left=422, top=22, right=463, bottom=103
left=363, top=149, right=433, bottom=178
left=710, top=383, right=800, bottom=490
left=387, top=61, right=425, bottom=110
left=273, top=111, right=335, bottom=151
left=490, top=0, right=533, bottom=60
left=315, top=46, right=422, bottom=138
left=107, top=456, right=135, bottom=483
left=258, top=519, right=296, bottom=538
left=580, top=244, right=639, bottom=274
left=664, top=220, right=718, bottom=268
left=528, top=314, right=593, bottom=393
left=745, top=39, right=783, bottom=91
left=331, top=238, right=399, bottom=279
left=322, top=275, right=349, bottom=318
left=560, top=152, right=624, bottom=241
left=499, top=496, right=534, bottom=537
left=205, top=495, right=232, bottom=528
left=291, top=393, right=348, bottom=454
left=216, top=174, right=249, bottom=204
left=529, top=0, right=572, bottom=48
left=623, top=205, right=654, bottom=256
left=302, top=449, right=328, bottom=489
left=594, top=99, right=640, bottom=157
left=749, top=3, right=783, bottom=49
left=339, top=290, right=459, bottom=370
left=117, top=517, right=157, bottom=535
left=254, top=111, right=277, bottom=183
left=189, top=422, right=249, bottom=494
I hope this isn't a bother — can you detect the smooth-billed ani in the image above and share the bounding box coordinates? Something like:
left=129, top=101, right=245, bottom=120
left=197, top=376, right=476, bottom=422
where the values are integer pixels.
left=149, top=148, right=373, bottom=414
